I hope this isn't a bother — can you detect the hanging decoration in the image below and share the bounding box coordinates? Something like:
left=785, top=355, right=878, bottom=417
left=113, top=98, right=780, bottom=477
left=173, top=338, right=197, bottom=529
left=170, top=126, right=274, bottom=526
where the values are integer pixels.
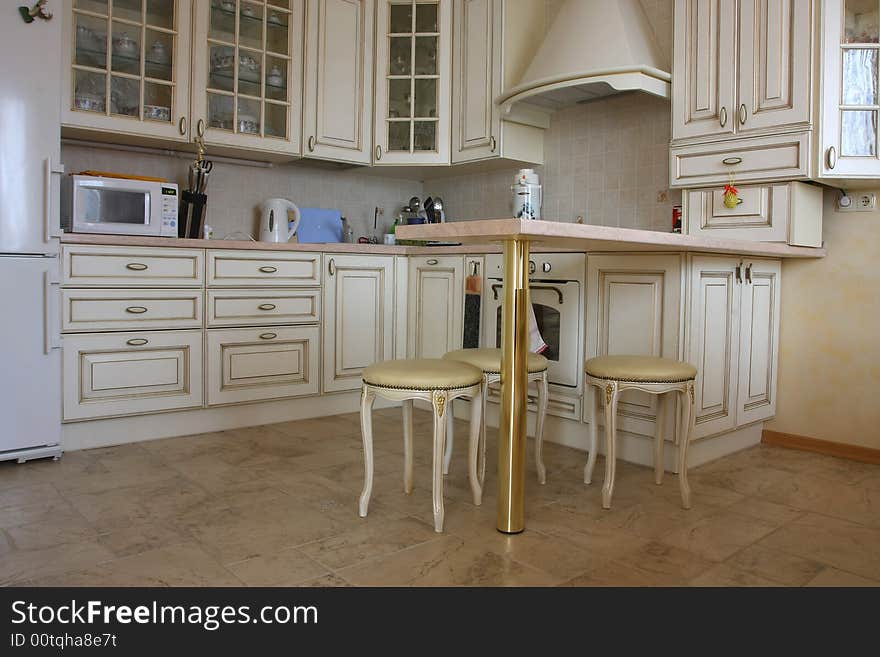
left=722, top=165, right=741, bottom=209
left=19, top=0, right=52, bottom=23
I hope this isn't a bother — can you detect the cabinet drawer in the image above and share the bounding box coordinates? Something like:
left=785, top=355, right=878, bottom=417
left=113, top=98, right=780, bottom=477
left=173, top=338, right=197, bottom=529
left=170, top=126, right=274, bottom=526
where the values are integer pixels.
left=62, top=330, right=204, bottom=421
left=207, top=288, right=320, bottom=327
left=207, top=326, right=320, bottom=406
left=62, top=245, right=204, bottom=287
left=670, top=132, right=810, bottom=187
left=62, top=289, right=203, bottom=332
left=207, top=250, right=321, bottom=287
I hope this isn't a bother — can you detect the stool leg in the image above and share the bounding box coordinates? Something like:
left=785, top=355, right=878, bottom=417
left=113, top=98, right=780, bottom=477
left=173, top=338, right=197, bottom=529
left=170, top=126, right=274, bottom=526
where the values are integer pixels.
left=535, top=372, right=549, bottom=485
left=584, top=384, right=599, bottom=485
left=358, top=387, right=376, bottom=518
left=478, top=379, right=488, bottom=485
left=467, top=389, right=484, bottom=506
left=678, top=384, right=694, bottom=509
left=601, top=383, right=619, bottom=509
left=431, top=391, right=447, bottom=532
left=443, top=399, right=454, bottom=475
left=402, top=399, right=414, bottom=494
left=654, top=392, right=668, bottom=485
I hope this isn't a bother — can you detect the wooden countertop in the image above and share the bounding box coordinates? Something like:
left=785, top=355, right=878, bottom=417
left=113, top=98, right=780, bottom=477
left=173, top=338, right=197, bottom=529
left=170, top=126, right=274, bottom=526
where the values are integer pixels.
left=396, top=218, right=827, bottom=259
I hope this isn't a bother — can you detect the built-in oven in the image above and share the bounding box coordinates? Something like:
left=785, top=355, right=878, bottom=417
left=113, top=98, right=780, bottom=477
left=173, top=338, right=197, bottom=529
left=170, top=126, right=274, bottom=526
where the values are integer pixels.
left=483, top=253, right=585, bottom=390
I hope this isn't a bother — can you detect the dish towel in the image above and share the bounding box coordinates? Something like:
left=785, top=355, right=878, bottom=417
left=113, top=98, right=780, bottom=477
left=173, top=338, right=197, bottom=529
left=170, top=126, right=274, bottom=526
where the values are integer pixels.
left=529, top=302, right=548, bottom=354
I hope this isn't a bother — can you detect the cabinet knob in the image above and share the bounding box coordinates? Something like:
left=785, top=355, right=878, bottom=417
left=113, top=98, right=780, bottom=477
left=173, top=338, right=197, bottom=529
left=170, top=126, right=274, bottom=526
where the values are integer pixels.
left=722, top=157, right=743, bottom=166
left=259, top=332, right=278, bottom=340
left=178, top=116, right=187, bottom=136
left=739, top=104, right=748, bottom=125
left=125, top=263, right=149, bottom=271
left=528, top=260, right=536, bottom=275
left=490, top=136, right=497, bottom=152
left=826, top=146, right=837, bottom=170
left=125, top=306, right=148, bottom=314
left=258, top=303, right=277, bottom=311
left=126, top=338, right=149, bottom=346
left=542, top=262, right=551, bottom=273
left=258, top=266, right=278, bottom=273
left=308, top=136, right=315, bottom=152
left=375, top=145, right=382, bottom=161
left=719, top=106, right=727, bottom=128
left=328, top=258, right=336, bottom=276
left=197, top=119, right=205, bottom=137
left=426, top=258, right=439, bottom=265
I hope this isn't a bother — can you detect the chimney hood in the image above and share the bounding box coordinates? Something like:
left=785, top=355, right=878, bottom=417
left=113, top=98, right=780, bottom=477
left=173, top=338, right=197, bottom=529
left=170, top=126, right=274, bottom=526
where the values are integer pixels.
left=497, top=0, right=671, bottom=112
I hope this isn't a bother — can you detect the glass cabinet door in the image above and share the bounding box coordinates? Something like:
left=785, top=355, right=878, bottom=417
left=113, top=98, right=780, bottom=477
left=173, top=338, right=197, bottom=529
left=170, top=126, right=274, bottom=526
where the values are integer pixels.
left=64, top=0, right=192, bottom=140
left=822, top=0, right=880, bottom=177
left=374, top=0, right=450, bottom=164
left=192, top=0, right=303, bottom=154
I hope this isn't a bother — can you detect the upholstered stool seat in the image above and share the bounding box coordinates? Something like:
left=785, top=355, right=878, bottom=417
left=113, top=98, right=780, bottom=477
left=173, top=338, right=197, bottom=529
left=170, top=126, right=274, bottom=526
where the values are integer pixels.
left=583, top=355, right=697, bottom=510
left=358, top=358, right=484, bottom=533
left=442, top=348, right=551, bottom=484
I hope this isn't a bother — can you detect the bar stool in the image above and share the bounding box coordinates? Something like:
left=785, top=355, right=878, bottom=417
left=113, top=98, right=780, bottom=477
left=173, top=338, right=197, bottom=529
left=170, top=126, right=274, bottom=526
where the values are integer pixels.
left=358, top=358, right=484, bottom=533
left=442, top=348, right=550, bottom=484
left=583, top=355, right=697, bottom=510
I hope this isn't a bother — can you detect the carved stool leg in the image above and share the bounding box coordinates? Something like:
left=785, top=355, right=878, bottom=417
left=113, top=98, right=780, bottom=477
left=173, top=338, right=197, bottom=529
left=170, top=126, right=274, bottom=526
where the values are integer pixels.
left=601, top=382, right=619, bottom=509
left=535, top=372, right=549, bottom=484
left=467, top=387, right=484, bottom=506
left=654, top=392, right=668, bottom=485
left=358, top=386, right=377, bottom=517
left=584, top=383, right=599, bottom=484
left=678, top=382, right=694, bottom=510
left=402, top=399, right=414, bottom=494
left=431, top=391, right=447, bottom=532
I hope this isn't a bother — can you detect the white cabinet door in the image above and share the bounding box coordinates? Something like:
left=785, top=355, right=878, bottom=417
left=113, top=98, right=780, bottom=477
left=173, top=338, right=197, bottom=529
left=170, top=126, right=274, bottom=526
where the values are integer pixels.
left=373, top=0, right=452, bottom=164
left=585, top=255, right=683, bottom=437
left=672, top=0, right=737, bottom=141
left=206, top=325, right=320, bottom=405
left=451, top=0, right=501, bottom=163
left=688, top=257, right=741, bottom=439
left=63, top=330, right=204, bottom=421
left=302, top=0, right=374, bottom=164
left=407, top=256, right=463, bottom=359
left=737, top=0, right=812, bottom=133
left=736, top=259, right=781, bottom=426
left=323, top=255, right=394, bottom=392
left=818, top=0, right=880, bottom=178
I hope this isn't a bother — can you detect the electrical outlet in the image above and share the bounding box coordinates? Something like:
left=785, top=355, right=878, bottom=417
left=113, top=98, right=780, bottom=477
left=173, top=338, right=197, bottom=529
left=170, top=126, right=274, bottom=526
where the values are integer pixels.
left=839, top=192, right=877, bottom=212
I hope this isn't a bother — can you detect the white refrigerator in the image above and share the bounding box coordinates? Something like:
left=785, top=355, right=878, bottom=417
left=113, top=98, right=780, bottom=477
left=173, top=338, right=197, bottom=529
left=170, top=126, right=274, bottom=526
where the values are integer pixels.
left=0, top=8, right=64, bottom=462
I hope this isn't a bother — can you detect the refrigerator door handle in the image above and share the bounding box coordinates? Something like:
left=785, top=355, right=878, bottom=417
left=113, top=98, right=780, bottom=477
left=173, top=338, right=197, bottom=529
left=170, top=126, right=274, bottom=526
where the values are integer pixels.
left=44, top=157, right=65, bottom=241
left=43, top=271, right=61, bottom=354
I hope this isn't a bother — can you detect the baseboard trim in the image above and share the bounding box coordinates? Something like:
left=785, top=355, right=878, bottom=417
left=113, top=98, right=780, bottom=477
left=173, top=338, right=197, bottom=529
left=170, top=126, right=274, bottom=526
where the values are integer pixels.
left=762, top=430, right=880, bottom=465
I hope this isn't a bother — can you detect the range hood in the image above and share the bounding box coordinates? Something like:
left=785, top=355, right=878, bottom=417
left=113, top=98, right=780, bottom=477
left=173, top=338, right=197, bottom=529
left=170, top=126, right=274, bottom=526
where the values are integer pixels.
left=497, top=0, right=671, bottom=112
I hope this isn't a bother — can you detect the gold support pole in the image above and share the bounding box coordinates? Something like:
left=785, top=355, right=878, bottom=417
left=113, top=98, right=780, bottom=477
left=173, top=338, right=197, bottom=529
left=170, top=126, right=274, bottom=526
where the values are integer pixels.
left=497, top=238, right=530, bottom=533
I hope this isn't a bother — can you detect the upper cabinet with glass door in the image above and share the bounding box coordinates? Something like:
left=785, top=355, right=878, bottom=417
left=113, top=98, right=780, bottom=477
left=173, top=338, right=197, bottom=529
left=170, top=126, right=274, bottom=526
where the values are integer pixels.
left=373, top=0, right=452, bottom=165
left=820, top=0, right=880, bottom=178
left=62, top=0, right=193, bottom=141
left=191, top=0, right=304, bottom=156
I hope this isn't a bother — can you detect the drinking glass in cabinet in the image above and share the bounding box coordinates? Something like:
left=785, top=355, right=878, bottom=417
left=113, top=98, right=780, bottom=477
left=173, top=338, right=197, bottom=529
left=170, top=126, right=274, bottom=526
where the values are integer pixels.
left=237, top=49, right=264, bottom=98
left=414, top=78, right=436, bottom=118
left=390, top=3, right=413, bottom=32
left=413, top=121, right=436, bottom=151
left=389, top=79, right=411, bottom=118
left=146, top=0, right=175, bottom=30
left=145, top=30, right=173, bottom=81
left=266, top=18, right=290, bottom=56
left=390, top=37, right=412, bottom=75
left=239, top=2, right=265, bottom=51
left=144, top=82, right=172, bottom=123
left=210, top=2, right=236, bottom=42
left=74, top=69, right=107, bottom=114
left=415, top=3, right=438, bottom=32
left=265, top=103, right=288, bottom=139
left=110, top=75, right=139, bottom=117
left=238, top=98, right=261, bottom=135
left=75, top=13, right=107, bottom=69
left=265, top=57, right=288, bottom=101
left=388, top=122, right=410, bottom=151
left=209, top=45, right=235, bottom=92
left=845, top=0, right=879, bottom=43
left=841, top=110, right=878, bottom=156
left=111, top=24, right=140, bottom=76
left=208, top=93, right=234, bottom=130
left=414, top=36, right=437, bottom=75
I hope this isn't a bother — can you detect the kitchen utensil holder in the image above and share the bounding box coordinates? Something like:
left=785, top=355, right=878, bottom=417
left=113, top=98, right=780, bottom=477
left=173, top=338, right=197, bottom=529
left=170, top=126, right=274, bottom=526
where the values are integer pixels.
left=179, top=191, right=207, bottom=239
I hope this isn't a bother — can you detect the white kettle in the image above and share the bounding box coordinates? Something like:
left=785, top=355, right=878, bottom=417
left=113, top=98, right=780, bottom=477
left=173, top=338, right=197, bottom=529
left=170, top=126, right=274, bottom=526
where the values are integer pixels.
left=259, top=198, right=301, bottom=243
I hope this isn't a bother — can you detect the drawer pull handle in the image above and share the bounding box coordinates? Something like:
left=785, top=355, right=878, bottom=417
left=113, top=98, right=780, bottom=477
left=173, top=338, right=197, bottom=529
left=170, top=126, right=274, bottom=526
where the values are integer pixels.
left=126, top=338, right=148, bottom=346
left=308, top=136, right=315, bottom=152
left=258, top=303, right=276, bottom=311
left=427, top=258, right=439, bottom=265
left=259, top=332, right=277, bottom=340
left=490, top=136, right=497, bottom=152
left=375, top=145, right=382, bottom=161
left=259, top=266, right=278, bottom=273
left=328, top=258, right=336, bottom=276
left=126, top=263, right=149, bottom=271
left=719, top=106, right=727, bottom=128
left=722, top=157, right=742, bottom=166
left=125, top=306, right=148, bottom=314
left=826, top=146, right=837, bottom=170
left=739, top=104, right=748, bottom=125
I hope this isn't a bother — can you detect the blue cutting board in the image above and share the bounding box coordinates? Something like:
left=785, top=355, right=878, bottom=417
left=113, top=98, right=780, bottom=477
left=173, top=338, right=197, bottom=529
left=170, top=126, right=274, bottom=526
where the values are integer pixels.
left=296, top=208, right=343, bottom=243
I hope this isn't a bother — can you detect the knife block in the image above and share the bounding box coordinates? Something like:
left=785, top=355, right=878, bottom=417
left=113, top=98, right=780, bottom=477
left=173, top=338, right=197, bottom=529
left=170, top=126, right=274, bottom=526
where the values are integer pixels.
left=179, top=191, right=207, bottom=239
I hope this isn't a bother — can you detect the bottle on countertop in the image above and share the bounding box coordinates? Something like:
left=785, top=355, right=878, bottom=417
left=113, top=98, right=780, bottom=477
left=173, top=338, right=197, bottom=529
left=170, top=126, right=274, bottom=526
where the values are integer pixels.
left=341, top=216, right=354, bottom=243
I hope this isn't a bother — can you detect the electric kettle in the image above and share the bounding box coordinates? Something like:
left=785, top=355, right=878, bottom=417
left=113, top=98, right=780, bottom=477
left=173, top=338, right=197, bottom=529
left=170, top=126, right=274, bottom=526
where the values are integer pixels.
left=260, top=198, right=301, bottom=242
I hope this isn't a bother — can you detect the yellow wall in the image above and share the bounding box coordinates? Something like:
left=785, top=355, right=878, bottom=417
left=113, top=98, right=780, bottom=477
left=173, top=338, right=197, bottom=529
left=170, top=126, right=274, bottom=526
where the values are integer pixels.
left=765, top=190, right=880, bottom=449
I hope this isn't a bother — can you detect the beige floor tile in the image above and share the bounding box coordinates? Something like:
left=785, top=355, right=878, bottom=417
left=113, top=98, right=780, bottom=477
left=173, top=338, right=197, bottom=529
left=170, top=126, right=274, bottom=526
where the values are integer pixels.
left=0, top=483, right=62, bottom=510
left=805, top=568, right=880, bottom=587
left=0, top=540, right=116, bottom=586
left=0, top=498, right=82, bottom=530
left=7, top=515, right=98, bottom=551
left=758, top=476, right=880, bottom=528
left=758, top=513, right=880, bottom=581
left=660, top=510, right=779, bottom=562
left=687, top=464, right=794, bottom=497
left=689, top=563, right=783, bottom=587
left=727, top=497, right=804, bottom=525
left=802, top=457, right=880, bottom=486
left=97, top=523, right=192, bottom=559
left=476, top=529, right=608, bottom=580
left=0, top=452, right=101, bottom=491
left=298, top=516, right=440, bottom=570
left=561, top=541, right=713, bottom=587
left=338, top=535, right=558, bottom=586
left=226, top=547, right=330, bottom=586
left=591, top=497, right=722, bottom=540
left=725, top=544, right=824, bottom=586
left=299, top=573, right=352, bottom=587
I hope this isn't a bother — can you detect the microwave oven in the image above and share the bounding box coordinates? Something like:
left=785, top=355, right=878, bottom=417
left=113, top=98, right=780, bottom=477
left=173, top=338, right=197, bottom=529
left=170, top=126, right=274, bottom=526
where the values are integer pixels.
left=63, top=175, right=179, bottom=237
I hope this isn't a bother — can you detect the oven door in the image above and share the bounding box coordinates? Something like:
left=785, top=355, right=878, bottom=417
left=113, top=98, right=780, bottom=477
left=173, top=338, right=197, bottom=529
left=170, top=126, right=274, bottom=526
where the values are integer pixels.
left=72, top=178, right=158, bottom=236
left=484, top=279, right=581, bottom=388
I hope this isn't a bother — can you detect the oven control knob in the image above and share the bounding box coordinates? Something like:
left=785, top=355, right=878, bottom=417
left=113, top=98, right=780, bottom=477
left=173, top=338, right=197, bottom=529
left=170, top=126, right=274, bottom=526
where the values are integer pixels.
left=542, top=262, right=551, bottom=273
left=528, top=260, right=536, bottom=274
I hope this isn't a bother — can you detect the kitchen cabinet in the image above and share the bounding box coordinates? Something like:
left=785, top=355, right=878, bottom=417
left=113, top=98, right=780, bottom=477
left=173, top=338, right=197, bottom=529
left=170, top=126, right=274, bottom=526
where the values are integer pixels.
left=407, top=255, right=463, bottom=359
left=207, top=288, right=321, bottom=327
left=206, top=250, right=321, bottom=287
left=450, top=0, right=545, bottom=164
left=302, top=0, right=374, bottom=164
left=62, top=329, right=204, bottom=421
left=818, top=0, right=880, bottom=179
left=191, top=0, right=305, bottom=156
left=684, top=180, right=823, bottom=246
left=62, top=0, right=194, bottom=142
left=373, top=0, right=452, bottom=165
left=61, top=244, right=204, bottom=287
left=61, top=288, right=203, bottom=332
left=687, top=256, right=780, bottom=439
left=322, top=254, right=394, bottom=392
left=584, top=254, right=683, bottom=438
left=206, top=325, right=320, bottom=405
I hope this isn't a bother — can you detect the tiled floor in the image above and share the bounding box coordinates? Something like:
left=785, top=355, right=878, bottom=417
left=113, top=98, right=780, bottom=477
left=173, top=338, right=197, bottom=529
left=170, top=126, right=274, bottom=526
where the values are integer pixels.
left=1, top=409, right=879, bottom=587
